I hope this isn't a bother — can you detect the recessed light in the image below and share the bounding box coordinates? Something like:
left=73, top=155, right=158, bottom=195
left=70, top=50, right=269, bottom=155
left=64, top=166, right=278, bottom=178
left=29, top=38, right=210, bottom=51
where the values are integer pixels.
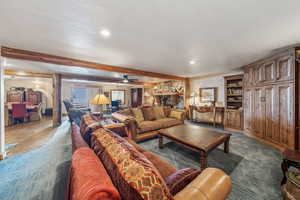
left=189, top=60, right=196, bottom=65
left=100, top=29, right=111, bottom=37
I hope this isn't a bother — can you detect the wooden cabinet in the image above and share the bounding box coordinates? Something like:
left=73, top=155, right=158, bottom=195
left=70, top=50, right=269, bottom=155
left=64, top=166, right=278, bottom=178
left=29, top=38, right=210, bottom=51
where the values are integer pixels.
left=277, top=83, right=294, bottom=147
left=276, top=55, right=294, bottom=82
left=243, top=49, right=297, bottom=149
left=253, top=87, right=265, bottom=137
left=263, top=60, right=276, bottom=83
left=224, top=109, right=243, bottom=130
left=244, top=88, right=253, bottom=132
left=244, top=67, right=254, bottom=88
left=264, top=85, right=277, bottom=141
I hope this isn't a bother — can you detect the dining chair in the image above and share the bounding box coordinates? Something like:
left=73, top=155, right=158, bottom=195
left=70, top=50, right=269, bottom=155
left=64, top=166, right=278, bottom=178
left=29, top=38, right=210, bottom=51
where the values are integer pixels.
left=12, top=103, right=29, bottom=124
left=24, top=101, right=33, bottom=106
left=29, top=103, right=42, bottom=121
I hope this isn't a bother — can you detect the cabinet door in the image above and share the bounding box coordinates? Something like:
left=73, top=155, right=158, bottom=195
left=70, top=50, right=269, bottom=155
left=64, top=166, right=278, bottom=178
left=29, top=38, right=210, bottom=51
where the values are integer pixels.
left=244, top=67, right=253, bottom=88
left=244, top=88, right=253, bottom=131
left=253, top=87, right=265, bottom=137
left=225, top=110, right=243, bottom=130
left=277, top=83, right=294, bottom=148
left=253, top=65, right=264, bottom=85
left=263, top=61, right=276, bottom=83
left=264, top=86, right=277, bottom=141
left=276, top=55, right=294, bottom=82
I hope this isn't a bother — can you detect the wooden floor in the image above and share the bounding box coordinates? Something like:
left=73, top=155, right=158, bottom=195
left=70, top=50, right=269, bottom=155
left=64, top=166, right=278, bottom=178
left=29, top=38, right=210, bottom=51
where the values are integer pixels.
left=5, top=116, right=66, bottom=156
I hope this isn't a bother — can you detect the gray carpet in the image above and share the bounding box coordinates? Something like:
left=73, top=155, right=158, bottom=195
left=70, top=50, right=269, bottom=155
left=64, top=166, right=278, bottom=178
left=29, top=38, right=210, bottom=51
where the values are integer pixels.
left=0, top=121, right=71, bottom=200
left=139, top=121, right=283, bottom=200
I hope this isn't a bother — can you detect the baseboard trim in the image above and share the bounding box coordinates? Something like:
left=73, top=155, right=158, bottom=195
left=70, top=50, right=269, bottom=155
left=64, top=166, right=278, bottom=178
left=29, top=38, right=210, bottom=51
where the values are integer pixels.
left=243, top=131, right=285, bottom=152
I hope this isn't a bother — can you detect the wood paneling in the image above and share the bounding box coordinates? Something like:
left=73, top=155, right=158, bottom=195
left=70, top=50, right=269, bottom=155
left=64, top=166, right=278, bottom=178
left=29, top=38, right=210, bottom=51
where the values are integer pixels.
left=244, top=88, right=253, bottom=132
left=253, top=87, right=265, bottom=137
left=277, top=83, right=294, bottom=147
left=5, top=69, right=52, bottom=78
left=276, top=55, right=294, bottom=82
left=1, top=46, right=185, bottom=81
left=264, top=85, right=276, bottom=141
left=52, top=74, right=62, bottom=127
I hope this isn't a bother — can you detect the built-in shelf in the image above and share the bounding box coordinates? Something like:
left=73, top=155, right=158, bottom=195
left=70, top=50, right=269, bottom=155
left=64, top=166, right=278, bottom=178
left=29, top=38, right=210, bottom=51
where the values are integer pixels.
left=227, top=101, right=242, bottom=103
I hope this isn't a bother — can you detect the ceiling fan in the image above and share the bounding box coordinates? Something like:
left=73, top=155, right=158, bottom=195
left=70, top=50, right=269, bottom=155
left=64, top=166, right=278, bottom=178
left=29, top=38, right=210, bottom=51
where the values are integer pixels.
left=122, top=75, right=138, bottom=83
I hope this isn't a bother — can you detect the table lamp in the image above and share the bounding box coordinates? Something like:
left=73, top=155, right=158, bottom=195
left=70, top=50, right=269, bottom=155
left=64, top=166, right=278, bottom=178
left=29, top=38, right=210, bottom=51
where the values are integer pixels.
left=91, top=93, right=110, bottom=112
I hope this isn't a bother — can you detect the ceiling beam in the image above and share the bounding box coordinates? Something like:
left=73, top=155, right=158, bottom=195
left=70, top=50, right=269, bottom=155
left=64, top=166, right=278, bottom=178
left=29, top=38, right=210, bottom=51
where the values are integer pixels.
left=1, top=46, right=185, bottom=81
left=61, top=74, right=150, bottom=85
left=4, top=69, right=52, bottom=78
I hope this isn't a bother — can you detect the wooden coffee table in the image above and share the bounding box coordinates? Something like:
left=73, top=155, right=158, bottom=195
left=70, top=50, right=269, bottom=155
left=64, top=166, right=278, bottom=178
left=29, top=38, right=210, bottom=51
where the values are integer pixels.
left=158, top=124, right=231, bottom=170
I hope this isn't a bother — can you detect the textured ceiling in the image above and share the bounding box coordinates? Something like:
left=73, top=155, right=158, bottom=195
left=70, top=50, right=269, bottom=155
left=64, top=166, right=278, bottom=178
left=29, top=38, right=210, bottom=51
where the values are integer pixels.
left=1, top=0, right=300, bottom=77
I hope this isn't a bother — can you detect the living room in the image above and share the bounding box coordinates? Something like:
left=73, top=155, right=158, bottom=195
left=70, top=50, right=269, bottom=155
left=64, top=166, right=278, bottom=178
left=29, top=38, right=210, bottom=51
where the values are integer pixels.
left=1, top=1, right=300, bottom=200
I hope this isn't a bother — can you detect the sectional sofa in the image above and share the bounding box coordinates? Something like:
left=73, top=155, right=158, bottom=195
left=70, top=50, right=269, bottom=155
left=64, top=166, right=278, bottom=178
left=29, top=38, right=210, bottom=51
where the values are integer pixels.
left=112, top=105, right=186, bottom=142
left=67, top=113, right=232, bottom=200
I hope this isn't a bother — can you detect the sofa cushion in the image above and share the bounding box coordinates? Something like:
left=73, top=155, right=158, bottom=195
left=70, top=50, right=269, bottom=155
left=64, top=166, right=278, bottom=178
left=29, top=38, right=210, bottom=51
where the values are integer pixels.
left=142, top=151, right=177, bottom=180
left=153, top=106, right=165, bottom=119
left=92, top=129, right=173, bottom=200
left=69, top=147, right=121, bottom=200
left=169, top=110, right=183, bottom=120
left=132, top=108, right=144, bottom=123
left=137, top=120, right=162, bottom=133
left=80, top=114, right=102, bottom=146
left=125, top=138, right=177, bottom=179
left=165, top=168, right=201, bottom=195
left=142, top=107, right=156, bottom=121
left=155, top=118, right=183, bottom=128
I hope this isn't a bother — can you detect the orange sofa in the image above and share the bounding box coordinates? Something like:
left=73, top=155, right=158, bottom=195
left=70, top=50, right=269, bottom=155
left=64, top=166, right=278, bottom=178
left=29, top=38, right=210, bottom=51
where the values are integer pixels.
left=67, top=114, right=232, bottom=200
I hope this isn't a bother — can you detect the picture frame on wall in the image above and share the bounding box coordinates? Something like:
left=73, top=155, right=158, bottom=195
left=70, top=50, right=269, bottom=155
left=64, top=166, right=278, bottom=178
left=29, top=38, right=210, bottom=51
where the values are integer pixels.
left=199, top=87, right=217, bottom=103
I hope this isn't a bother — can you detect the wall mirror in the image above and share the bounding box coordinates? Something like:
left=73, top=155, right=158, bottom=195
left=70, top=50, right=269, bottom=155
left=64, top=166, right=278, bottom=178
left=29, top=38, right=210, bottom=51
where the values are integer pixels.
left=199, top=87, right=217, bottom=103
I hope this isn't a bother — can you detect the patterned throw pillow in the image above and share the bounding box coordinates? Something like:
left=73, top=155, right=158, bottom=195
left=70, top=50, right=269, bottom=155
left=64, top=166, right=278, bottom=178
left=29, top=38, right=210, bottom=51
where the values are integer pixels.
left=132, top=108, right=145, bottom=124
left=169, top=110, right=183, bottom=120
left=92, top=129, right=174, bottom=200
left=142, top=107, right=156, bottom=121
left=153, top=106, right=165, bottom=119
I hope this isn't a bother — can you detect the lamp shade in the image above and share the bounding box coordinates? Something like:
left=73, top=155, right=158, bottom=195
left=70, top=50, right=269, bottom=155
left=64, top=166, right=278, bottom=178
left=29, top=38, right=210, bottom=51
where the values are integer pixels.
left=91, top=94, right=110, bottom=105
left=144, top=91, right=151, bottom=97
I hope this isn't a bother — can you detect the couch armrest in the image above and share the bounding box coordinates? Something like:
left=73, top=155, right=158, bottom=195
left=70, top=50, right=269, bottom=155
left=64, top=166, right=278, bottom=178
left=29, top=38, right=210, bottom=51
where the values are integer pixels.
left=174, top=168, right=232, bottom=200
left=71, top=124, right=89, bottom=153
left=111, top=113, right=138, bottom=141
left=170, top=109, right=186, bottom=121
left=68, top=147, right=121, bottom=200
left=103, top=123, right=129, bottom=138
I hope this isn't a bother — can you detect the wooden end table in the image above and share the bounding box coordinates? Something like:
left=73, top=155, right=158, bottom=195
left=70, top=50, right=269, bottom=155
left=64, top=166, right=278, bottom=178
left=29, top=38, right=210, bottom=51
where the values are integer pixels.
left=158, top=124, right=231, bottom=170
left=281, top=149, right=300, bottom=185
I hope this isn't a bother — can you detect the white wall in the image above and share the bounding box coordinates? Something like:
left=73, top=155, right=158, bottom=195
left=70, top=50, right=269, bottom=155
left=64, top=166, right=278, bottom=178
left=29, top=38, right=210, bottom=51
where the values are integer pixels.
left=190, top=70, right=243, bottom=106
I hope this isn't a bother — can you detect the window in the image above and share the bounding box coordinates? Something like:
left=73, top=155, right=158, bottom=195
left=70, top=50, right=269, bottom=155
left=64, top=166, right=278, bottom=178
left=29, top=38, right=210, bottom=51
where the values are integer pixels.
left=111, top=90, right=125, bottom=105
left=72, top=88, right=88, bottom=105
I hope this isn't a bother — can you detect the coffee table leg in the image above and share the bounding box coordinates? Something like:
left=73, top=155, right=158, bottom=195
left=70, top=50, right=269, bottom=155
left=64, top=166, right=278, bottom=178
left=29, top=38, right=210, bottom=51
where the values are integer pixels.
left=224, top=138, right=230, bottom=153
left=159, top=135, right=164, bottom=149
left=200, top=150, right=207, bottom=170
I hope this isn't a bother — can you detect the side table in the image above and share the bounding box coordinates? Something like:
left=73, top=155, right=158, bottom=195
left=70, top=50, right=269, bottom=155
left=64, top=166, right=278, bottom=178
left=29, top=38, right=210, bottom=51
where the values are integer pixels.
left=281, top=149, right=300, bottom=185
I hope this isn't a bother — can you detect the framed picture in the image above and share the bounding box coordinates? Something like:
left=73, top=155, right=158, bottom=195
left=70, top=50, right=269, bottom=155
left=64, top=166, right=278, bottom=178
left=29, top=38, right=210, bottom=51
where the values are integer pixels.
left=111, top=90, right=125, bottom=105
left=199, top=87, right=217, bottom=103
